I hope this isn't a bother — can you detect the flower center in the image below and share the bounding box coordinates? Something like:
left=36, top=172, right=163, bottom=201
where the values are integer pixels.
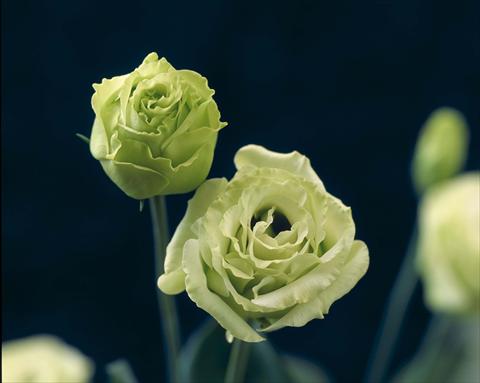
left=270, top=211, right=290, bottom=235
left=250, top=207, right=291, bottom=237
left=142, top=86, right=168, bottom=108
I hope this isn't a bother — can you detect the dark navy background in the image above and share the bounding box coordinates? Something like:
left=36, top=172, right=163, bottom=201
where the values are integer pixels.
left=2, top=0, right=479, bottom=382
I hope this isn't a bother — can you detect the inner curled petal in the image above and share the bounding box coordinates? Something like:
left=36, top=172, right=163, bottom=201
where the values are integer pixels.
left=129, top=74, right=182, bottom=130
left=252, top=276, right=282, bottom=298
left=250, top=207, right=290, bottom=237
left=250, top=219, right=309, bottom=262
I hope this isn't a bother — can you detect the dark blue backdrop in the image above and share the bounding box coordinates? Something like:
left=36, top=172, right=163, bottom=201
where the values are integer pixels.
left=2, top=0, right=479, bottom=382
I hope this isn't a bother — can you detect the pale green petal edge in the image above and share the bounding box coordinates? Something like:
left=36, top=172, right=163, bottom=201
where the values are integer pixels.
left=234, top=145, right=325, bottom=189
left=262, top=240, right=369, bottom=332
left=251, top=195, right=355, bottom=310
left=182, top=239, right=264, bottom=342
left=158, top=178, right=228, bottom=294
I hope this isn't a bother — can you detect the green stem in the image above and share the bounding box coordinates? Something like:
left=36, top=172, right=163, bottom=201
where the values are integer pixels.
left=224, top=339, right=251, bottom=383
left=364, top=225, right=419, bottom=383
left=149, top=196, right=181, bottom=383
left=407, top=316, right=453, bottom=382
left=394, top=316, right=467, bottom=383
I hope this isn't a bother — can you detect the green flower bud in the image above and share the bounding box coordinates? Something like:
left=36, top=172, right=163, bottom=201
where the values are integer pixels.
left=89, top=53, right=227, bottom=199
left=2, top=335, right=94, bottom=383
left=417, top=173, right=480, bottom=315
left=412, top=107, right=469, bottom=194
left=158, top=145, right=369, bottom=342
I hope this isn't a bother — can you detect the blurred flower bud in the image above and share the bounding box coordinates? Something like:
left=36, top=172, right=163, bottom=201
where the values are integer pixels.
left=417, top=173, right=480, bottom=314
left=412, top=108, right=469, bottom=194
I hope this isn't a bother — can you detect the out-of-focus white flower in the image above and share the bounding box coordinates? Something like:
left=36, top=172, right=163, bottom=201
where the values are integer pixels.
left=417, top=173, right=480, bottom=314
left=2, top=335, right=94, bottom=383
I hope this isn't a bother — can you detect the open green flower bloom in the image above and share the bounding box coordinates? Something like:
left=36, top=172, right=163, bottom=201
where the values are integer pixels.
left=417, top=173, right=480, bottom=314
left=158, top=145, right=369, bottom=342
left=412, top=107, right=469, bottom=194
left=89, top=53, right=227, bottom=199
left=2, top=335, right=94, bottom=383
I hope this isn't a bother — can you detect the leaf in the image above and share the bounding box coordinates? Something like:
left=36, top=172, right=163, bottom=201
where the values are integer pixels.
left=179, top=320, right=225, bottom=383
left=106, top=359, right=139, bottom=383
left=179, top=319, right=330, bottom=383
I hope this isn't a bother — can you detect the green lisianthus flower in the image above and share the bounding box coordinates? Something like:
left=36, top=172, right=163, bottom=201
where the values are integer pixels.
left=417, top=173, right=480, bottom=314
left=89, top=53, right=227, bottom=199
left=158, top=145, right=369, bottom=342
left=2, top=335, right=94, bottom=383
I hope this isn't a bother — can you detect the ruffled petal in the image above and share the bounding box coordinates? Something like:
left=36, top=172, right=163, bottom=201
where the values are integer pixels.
left=91, top=74, right=128, bottom=116
left=250, top=250, right=344, bottom=310
left=262, top=240, right=369, bottom=331
left=182, top=239, right=264, bottom=342
left=234, top=145, right=325, bottom=189
left=158, top=178, right=228, bottom=294
left=177, top=69, right=215, bottom=99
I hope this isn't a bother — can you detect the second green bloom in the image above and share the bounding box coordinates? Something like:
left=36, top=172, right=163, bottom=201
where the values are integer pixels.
left=158, top=145, right=369, bottom=342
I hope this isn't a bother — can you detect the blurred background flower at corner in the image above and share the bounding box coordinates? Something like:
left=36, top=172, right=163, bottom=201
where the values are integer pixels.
left=2, top=335, right=94, bottom=383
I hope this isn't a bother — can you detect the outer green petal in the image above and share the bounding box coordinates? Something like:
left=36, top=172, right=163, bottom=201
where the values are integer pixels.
left=262, top=240, right=369, bottom=332
left=234, top=145, right=324, bottom=188
left=158, top=178, right=228, bottom=294
left=160, top=142, right=217, bottom=196
left=111, top=136, right=219, bottom=198
left=90, top=75, right=128, bottom=158
left=177, top=69, right=215, bottom=99
left=90, top=117, right=109, bottom=159
left=99, top=160, right=169, bottom=200
left=320, top=194, right=355, bottom=261
left=182, top=239, right=264, bottom=342
left=162, top=127, right=219, bottom=167
left=91, top=74, right=128, bottom=116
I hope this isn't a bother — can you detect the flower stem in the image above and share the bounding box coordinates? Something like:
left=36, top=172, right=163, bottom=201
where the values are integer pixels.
left=364, top=225, right=419, bottom=383
left=224, top=339, right=250, bottom=383
left=149, top=196, right=181, bottom=383
left=400, top=315, right=454, bottom=382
